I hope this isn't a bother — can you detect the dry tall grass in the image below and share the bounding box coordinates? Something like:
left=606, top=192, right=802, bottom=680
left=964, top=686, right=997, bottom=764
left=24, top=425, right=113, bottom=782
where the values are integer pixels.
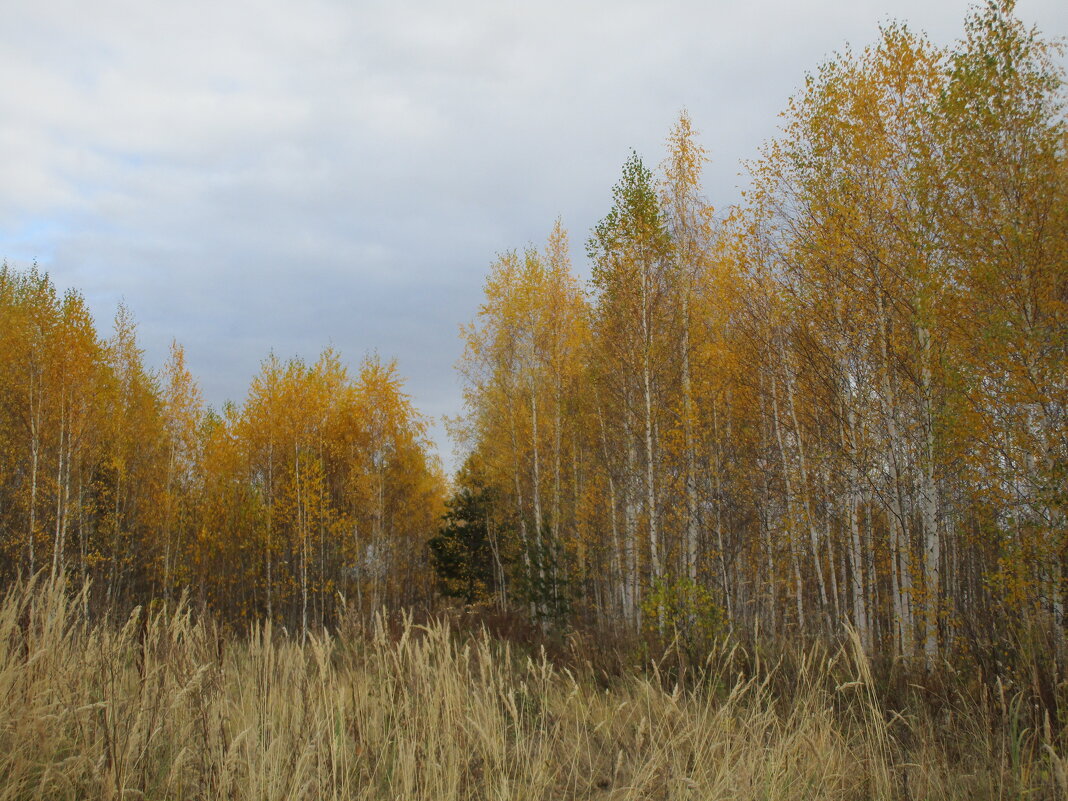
left=1, top=579, right=1065, bottom=800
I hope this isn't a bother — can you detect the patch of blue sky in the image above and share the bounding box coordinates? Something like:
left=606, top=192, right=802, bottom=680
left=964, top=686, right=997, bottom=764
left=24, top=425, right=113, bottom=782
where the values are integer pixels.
left=0, top=218, right=65, bottom=263
left=107, top=150, right=147, bottom=169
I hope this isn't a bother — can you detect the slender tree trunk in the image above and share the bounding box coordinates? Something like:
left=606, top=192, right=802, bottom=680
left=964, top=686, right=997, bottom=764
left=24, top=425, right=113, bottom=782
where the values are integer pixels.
left=267, top=441, right=274, bottom=621
left=863, top=493, right=878, bottom=646
left=711, top=403, right=732, bottom=625
left=843, top=406, right=871, bottom=652
left=918, top=323, right=941, bottom=668
left=878, top=291, right=914, bottom=658
left=681, top=292, right=699, bottom=583
left=625, top=431, right=641, bottom=629
left=639, top=256, right=662, bottom=636
left=530, top=383, right=543, bottom=538
left=507, top=390, right=536, bottom=619
left=761, top=469, right=777, bottom=635
left=570, top=437, right=580, bottom=585
left=297, top=445, right=308, bottom=644
left=529, top=382, right=549, bottom=617
left=643, top=340, right=662, bottom=635
left=163, top=441, right=175, bottom=605
left=51, top=400, right=67, bottom=580
left=353, top=520, right=363, bottom=619
left=781, top=344, right=830, bottom=628
left=59, top=417, right=73, bottom=580
left=29, top=413, right=39, bottom=576
left=79, top=475, right=88, bottom=618
left=26, top=360, right=44, bottom=577
left=771, top=370, right=806, bottom=632
left=821, top=467, right=841, bottom=623
left=643, top=357, right=660, bottom=584
left=487, top=516, right=507, bottom=610
left=597, top=399, right=625, bottom=622
left=553, top=380, right=563, bottom=552
left=106, top=468, right=122, bottom=613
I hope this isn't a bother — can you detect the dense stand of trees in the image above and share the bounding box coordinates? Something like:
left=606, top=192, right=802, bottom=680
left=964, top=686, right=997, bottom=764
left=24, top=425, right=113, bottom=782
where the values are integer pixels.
left=0, top=267, right=444, bottom=632
left=444, top=2, right=1067, bottom=664
left=0, top=2, right=1063, bottom=670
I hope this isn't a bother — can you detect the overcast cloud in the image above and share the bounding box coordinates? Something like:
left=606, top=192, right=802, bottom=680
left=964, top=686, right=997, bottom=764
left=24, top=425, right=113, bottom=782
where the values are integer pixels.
left=1, top=0, right=1065, bottom=471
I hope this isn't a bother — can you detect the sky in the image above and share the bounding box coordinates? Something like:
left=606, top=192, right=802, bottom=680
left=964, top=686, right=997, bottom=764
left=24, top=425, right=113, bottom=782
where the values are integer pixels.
left=1, top=0, right=1065, bottom=473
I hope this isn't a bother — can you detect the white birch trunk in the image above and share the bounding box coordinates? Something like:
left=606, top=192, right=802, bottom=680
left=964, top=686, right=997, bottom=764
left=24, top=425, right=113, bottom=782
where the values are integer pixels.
left=918, top=323, right=940, bottom=668
left=771, top=370, right=805, bottom=631
left=877, top=291, right=915, bottom=659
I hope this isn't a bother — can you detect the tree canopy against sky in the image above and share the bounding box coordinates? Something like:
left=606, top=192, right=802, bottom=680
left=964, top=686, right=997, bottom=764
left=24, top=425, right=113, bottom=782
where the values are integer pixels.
left=2, top=0, right=1063, bottom=475
left=0, top=264, right=445, bottom=633
left=449, top=0, right=1067, bottom=664
left=0, top=2, right=1064, bottom=673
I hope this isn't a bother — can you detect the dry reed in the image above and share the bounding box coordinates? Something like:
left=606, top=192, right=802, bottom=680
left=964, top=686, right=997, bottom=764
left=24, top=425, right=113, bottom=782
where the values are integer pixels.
left=0, top=578, right=1064, bottom=800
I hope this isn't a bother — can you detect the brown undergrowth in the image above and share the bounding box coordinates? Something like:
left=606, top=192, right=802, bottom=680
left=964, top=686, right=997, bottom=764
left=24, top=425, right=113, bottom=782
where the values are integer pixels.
left=1, top=578, right=1065, bottom=800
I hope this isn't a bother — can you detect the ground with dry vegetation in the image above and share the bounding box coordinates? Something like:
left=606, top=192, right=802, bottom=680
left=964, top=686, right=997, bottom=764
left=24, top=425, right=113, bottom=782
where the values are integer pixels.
left=2, top=579, right=1066, bottom=800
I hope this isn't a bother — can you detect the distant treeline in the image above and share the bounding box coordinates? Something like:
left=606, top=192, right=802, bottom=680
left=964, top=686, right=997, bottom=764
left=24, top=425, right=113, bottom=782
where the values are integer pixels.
left=439, top=0, right=1068, bottom=668
left=0, top=265, right=444, bottom=632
